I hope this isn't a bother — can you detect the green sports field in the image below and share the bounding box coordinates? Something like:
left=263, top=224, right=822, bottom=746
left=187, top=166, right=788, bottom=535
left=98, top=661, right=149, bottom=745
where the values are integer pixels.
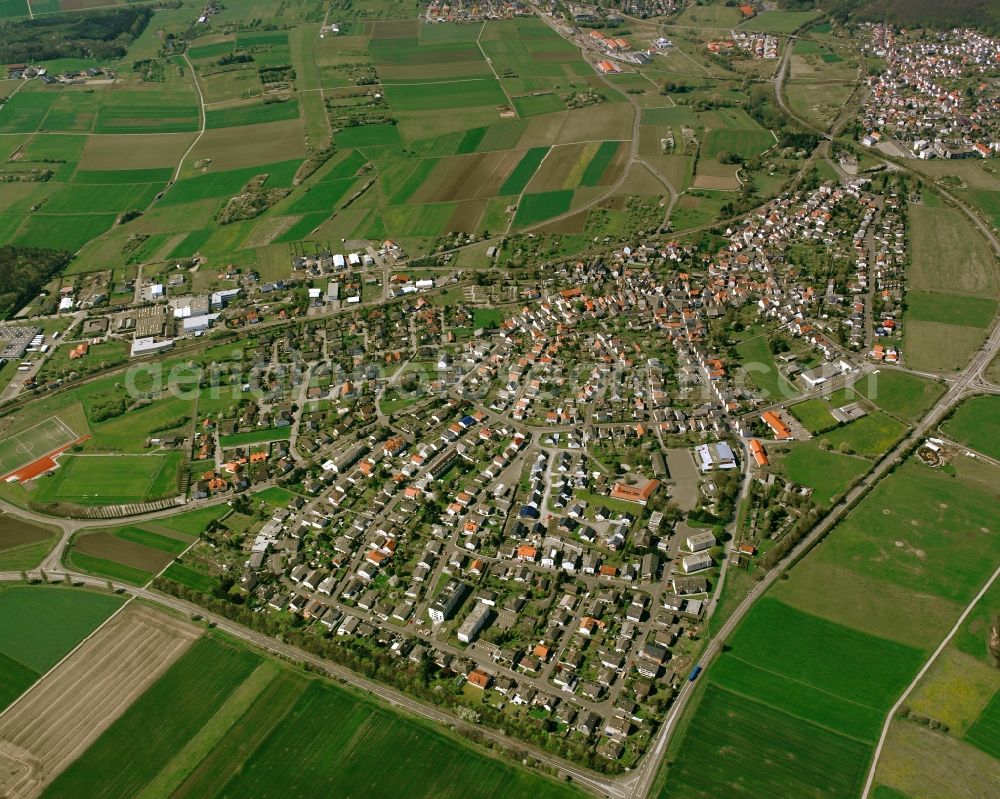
left=32, top=452, right=182, bottom=505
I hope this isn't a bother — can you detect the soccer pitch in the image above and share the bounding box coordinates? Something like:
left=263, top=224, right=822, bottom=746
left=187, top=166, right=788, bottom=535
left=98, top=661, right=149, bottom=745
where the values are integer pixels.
left=0, top=417, right=78, bottom=476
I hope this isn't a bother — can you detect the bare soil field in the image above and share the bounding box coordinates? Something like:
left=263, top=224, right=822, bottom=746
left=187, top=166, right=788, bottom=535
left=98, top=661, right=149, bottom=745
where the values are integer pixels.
left=183, top=119, right=306, bottom=174
left=0, top=604, right=199, bottom=798
left=410, top=150, right=524, bottom=203
left=72, top=532, right=173, bottom=573
left=78, top=134, right=199, bottom=170
left=446, top=199, right=488, bottom=231
left=554, top=106, right=632, bottom=144
left=0, top=517, right=52, bottom=552
left=693, top=174, right=740, bottom=190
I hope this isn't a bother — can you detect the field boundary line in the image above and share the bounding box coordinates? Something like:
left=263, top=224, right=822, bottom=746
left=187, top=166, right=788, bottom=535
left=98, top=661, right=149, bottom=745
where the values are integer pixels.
left=0, top=593, right=134, bottom=723
left=171, top=53, right=207, bottom=183
left=860, top=562, right=1000, bottom=799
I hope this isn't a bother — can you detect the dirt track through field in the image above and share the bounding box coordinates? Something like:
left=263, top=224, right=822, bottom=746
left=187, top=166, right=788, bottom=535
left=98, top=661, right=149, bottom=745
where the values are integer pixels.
left=0, top=605, right=199, bottom=798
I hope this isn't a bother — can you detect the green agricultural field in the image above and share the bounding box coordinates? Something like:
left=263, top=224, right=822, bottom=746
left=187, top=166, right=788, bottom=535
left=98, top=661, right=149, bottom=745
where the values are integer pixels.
left=781, top=442, right=869, bottom=504
left=382, top=79, right=507, bottom=112
left=287, top=177, right=358, bottom=213
left=0, top=584, right=122, bottom=676
left=941, top=395, right=1000, bottom=460
left=112, top=525, right=190, bottom=555
left=579, top=140, right=620, bottom=187
left=739, top=9, right=819, bottom=33
left=14, top=213, right=118, bottom=252
left=818, top=411, right=907, bottom=458
left=904, top=290, right=997, bottom=328
left=0, top=585, right=122, bottom=710
left=513, top=189, right=572, bottom=227
left=499, top=146, right=549, bottom=195
left=152, top=503, right=230, bottom=535
left=861, top=370, right=943, bottom=422
left=641, top=106, right=698, bottom=126
left=965, top=690, right=1000, bottom=759
left=512, top=93, right=564, bottom=117
left=42, top=630, right=586, bottom=799
left=723, top=598, right=924, bottom=723
left=908, top=204, right=998, bottom=297
left=0, top=516, right=55, bottom=571
left=31, top=452, right=182, bottom=506
left=703, top=127, right=773, bottom=160
left=159, top=159, right=302, bottom=206
left=218, top=427, right=291, bottom=447
left=65, top=551, right=154, bottom=585
left=42, top=636, right=261, bottom=799
left=662, top=683, right=871, bottom=799
left=801, top=461, right=1000, bottom=604
left=205, top=100, right=300, bottom=129
left=336, top=123, right=401, bottom=148
left=162, top=561, right=218, bottom=593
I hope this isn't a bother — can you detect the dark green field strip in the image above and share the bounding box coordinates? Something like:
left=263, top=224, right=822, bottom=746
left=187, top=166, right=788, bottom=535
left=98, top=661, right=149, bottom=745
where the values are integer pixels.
left=335, top=123, right=401, bottom=148
left=162, top=562, right=218, bottom=594
left=320, top=150, right=368, bottom=182
left=512, top=189, right=572, bottom=227
left=237, top=31, right=289, bottom=47
left=369, top=39, right=485, bottom=66
left=205, top=99, right=299, bottom=130
left=0, top=651, right=39, bottom=712
left=273, top=212, right=328, bottom=243
left=662, top=684, right=871, bottom=799
left=0, top=586, right=123, bottom=673
left=388, top=158, right=438, bottom=205
left=288, top=177, right=357, bottom=213
left=456, top=126, right=488, bottom=154
left=65, top=551, right=153, bottom=586
left=188, top=40, right=235, bottom=60
left=94, top=104, right=200, bottom=134
left=42, top=636, right=261, bottom=799
left=218, top=679, right=583, bottom=799
left=726, top=598, right=925, bottom=712
left=14, top=213, right=117, bottom=251
left=113, top=525, right=189, bottom=555
left=382, top=79, right=507, bottom=112
left=0, top=91, right=59, bottom=133
left=170, top=671, right=308, bottom=799
left=0, top=0, right=28, bottom=19
left=71, top=168, right=174, bottom=184
left=710, top=654, right=883, bottom=741
left=43, top=182, right=164, bottom=214
left=499, top=146, right=549, bottom=195
left=159, top=159, right=303, bottom=206
left=964, top=688, right=1000, bottom=758
left=169, top=227, right=214, bottom=258
left=579, top=141, right=620, bottom=187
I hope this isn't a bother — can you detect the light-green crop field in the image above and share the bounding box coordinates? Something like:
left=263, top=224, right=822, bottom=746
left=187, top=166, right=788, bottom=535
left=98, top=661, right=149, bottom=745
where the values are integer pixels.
left=41, top=632, right=586, bottom=799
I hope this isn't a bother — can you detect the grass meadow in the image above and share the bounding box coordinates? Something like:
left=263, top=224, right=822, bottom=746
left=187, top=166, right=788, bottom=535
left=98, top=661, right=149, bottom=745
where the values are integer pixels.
left=941, top=395, right=1000, bottom=460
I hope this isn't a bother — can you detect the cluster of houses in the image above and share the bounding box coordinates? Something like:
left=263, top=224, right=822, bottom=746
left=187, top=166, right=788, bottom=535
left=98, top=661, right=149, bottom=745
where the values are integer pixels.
left=423, top=0, right=531, bottom=24
left=731, top=31, right=778, bottom=60
left=858, top=25, right=1000, bottom=158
